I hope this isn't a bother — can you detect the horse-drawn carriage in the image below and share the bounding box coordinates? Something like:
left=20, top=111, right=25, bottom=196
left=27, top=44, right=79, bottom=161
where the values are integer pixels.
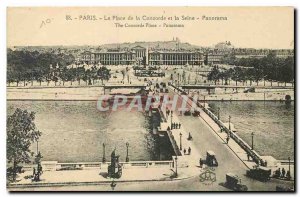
left=199, top=151, right=219, bottom=167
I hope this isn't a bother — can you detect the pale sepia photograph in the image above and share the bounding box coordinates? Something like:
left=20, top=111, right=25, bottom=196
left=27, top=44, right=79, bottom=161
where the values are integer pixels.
left=6, top=7, right=295, bottom=191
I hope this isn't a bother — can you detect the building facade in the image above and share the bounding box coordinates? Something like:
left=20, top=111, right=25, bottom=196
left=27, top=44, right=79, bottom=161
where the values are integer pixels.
left=79, top=46, right=204, bottom=66
left=79, top=42, right=294, bottom=66
left=148, top=50, right=203, bottom=65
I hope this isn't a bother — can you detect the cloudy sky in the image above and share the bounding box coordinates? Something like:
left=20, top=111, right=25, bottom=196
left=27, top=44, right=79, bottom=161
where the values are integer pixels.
left=7, top=7, right=294, bottom=49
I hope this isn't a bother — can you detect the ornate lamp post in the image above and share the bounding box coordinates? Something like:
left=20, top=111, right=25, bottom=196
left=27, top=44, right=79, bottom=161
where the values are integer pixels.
left=179, top=133, right=182, bottom=151
left=251, top=132, right=254, bottom=150
left=217, top=107, right=220, bottom=120
left=228, top=115, right=231, bottom=130
left=102, top=143, right=106, bottom=163
left=126, top=142, right=129, bottom=162
left=175, top=155, right=178, bottom=178
left=110, top=179, right=116, bottom=191
left=171, top=113, right=173, bottom=129
left=288, top=157, right=291, bottom=174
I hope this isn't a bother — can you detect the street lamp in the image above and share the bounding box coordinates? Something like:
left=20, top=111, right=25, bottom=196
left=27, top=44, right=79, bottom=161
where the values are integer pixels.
left=228, top=115, right=231, bottom=130
left=288, top=156, right=291, bottom=177
left=217, top=107, right=220, bottom=120
left=251, top=132, right=254, bottom=150
left=171, top=113, right=173, bottom=129
left=102, top=143, right=106, bottom=163
left=175, top=155, right=178, bottom=178
left=179, top=133, right=182, bottom=151
left=126, top=142, right=129, bottom=162
left=204, top=96, right=206, bottom=108
left=110, top=179, right=116, bottom=191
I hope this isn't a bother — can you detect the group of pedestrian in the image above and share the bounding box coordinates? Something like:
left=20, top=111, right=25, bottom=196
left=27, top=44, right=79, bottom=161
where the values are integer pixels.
left=166, top=109, right=173, bottom=118
left=274, top=168, right=291, bottom=180
left=183, top=147, right=192, bottom=155
left=171, top=122, right=181, bottom=130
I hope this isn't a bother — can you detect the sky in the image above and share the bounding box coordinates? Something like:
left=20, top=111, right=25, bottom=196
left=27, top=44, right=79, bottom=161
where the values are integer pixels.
left=7, top=7, right=294, bottom=49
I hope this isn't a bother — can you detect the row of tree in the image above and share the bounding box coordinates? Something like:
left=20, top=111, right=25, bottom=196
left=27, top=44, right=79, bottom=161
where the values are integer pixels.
left=7, top=49, right=111, bottom=86
left=208, top=54, right=294, bottom=86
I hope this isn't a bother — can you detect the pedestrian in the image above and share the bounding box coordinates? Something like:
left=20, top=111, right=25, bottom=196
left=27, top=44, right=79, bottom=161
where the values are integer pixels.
left=247, top=153, right=250, bottom=161
left=282, top=168, right=286, bottom=178
left=199, top=158, right=203, bottom=168
left=264, top=160, right=268, bottom=167
left=188, top=132, right=192, bottom=140
left=179, top=123, right=181, bottom=129
left=286, top=170, right=291, bottom=180
left=226, top=136, right=230, bottom=144
left=183, top=148, right=186, bottom=155
left=188, top=147, right=191, bottom=155
left=175, top=123, right=178, bottom=129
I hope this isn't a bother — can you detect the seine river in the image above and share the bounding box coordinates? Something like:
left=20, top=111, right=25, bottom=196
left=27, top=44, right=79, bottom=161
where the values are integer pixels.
left=208, top=101, right=294, bottom=160
left=7, top=101, right=167, bottom=163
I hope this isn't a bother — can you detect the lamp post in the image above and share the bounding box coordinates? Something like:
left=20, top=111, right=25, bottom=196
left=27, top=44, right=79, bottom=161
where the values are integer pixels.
left=102, top=143, right=106, bottom=163
left=228, top=115, right=231, bottom=130
left=110, top=179, right=116, bottom=191
left=126, top=142, right=129, bottom=162
left=204, top=96, right=206, bottom=108
left=175, top=155, right=178, bottom=178
left=251, top=132, right=254, bottom=150
left=171, top=113, right=173, bottom=129
left=288, top=156, right=291, bottom=176
left=217, top=107, right=220, bottom=120
left=179, top=133, right=182, bottom=151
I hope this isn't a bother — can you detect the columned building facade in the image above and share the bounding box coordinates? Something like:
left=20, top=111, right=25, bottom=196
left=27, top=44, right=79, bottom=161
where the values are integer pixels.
left=148, top=51, right=203, bottom=65
left=79, top=44, right=294, bottom=66
left=80, top=46, right=204, bottom=66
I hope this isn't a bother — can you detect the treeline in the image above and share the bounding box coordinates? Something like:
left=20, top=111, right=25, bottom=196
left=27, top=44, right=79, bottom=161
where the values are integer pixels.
left=7, top=49, right=110, bottom=86
left=209, top=54, right=294, bottom=86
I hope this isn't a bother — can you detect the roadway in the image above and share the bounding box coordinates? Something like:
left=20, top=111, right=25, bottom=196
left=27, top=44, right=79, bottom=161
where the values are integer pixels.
left=163, top=86, right=294, bottom=191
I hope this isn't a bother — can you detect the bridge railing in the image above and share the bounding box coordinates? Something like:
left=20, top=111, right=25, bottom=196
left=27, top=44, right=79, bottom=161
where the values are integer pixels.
left=278, top=160, right=294, bottom=165
left=166, top=130, right=182, bottom=156
left=169, top=83, right=265, bottom=165
left=22, top=160, right=174, bottom=171
left=197, top=101, right=264, bottom=165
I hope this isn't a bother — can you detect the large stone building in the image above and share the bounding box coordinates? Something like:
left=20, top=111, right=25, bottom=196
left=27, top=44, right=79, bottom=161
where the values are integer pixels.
left=79, top=40, right=294, bottom=66
left=80, top=46, right=204, bottom=66
left=148, top=50, right=203, bottom=65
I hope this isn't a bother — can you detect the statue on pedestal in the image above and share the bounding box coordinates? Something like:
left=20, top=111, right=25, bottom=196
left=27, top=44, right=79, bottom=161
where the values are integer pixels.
left=108, top=149, right=122, bottom=178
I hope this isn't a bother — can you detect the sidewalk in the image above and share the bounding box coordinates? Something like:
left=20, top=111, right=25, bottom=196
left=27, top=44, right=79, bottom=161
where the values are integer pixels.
left=8, top=166, right=197, bottom=189
left=165, top=112, right=202, bottom=168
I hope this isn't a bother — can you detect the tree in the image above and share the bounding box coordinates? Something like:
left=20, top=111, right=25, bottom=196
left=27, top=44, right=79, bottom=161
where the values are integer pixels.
left=7, top=108, right=41, bottom=182
left=98, top=67, right=111, bottom=85
left=207, top=66, right=220, bottom=85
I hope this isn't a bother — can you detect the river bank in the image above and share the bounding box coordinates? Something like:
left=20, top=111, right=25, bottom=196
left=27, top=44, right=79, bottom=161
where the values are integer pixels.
left=7, top=86, right=294, bottom=101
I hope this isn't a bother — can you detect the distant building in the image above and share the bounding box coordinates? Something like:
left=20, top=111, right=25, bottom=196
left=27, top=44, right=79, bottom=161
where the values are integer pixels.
left=78, top=39, right=294, bottom=66
left=79, top=45, right=204, bottom=66
left=148, top=50, right=203, bottom=65
left=80, top=48, right=137, bottom=65
left=233, top=48, right=294, bottom=59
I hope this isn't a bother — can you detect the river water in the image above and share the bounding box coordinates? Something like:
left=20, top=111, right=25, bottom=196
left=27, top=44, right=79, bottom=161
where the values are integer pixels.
left=7, top=101, right=166, bottom=162
left=208, top=101, right=294, bottom=160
